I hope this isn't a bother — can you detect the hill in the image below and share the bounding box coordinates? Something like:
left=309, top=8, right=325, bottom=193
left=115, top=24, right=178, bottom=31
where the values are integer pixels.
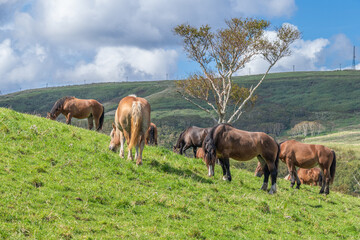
left=1, top=108, right=360, bottom=239
left=1, top=71, right=360, bottom=147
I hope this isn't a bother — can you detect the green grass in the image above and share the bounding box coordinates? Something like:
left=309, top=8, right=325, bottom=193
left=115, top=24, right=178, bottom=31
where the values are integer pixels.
left=1, top=108, right=360, bottom=239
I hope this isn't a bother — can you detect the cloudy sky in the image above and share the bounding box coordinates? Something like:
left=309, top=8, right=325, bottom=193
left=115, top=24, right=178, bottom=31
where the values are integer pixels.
left=0, top=0, right=359, bottom=94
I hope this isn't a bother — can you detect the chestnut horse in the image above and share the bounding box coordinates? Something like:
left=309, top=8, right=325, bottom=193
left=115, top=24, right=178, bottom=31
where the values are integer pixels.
left=279, top=140, right=336, bottom=194
left=256, top=164, right=323, bottom=186
left=173, top=126, right=212, bottom=158
left=203, top=124, right=280, bottom=194
left=297, top=168, right=323, bottom=186
left=108, top=95, right=150, bottom=165
left=196, top=148, right=205, bottom=159
left=145, top=122, right=158, bottom=146
left=47, top=96, right=104, bottom=131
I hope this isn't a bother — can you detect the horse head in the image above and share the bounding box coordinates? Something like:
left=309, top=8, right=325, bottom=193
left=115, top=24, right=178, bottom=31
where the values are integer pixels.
left=109, top=123, right=120, bottom=152
left=46, top=112, right=56, bottom=120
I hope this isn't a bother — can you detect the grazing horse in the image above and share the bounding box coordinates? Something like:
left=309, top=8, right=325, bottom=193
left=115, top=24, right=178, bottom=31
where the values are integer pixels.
left=279, top=140, right=336, bottom=194
left=47, top=96, right=104, bottom=131
left=196, top=148, right=205, bottom=159
left=108, top=95, right=150, bottom=165
left=297, top=168, right=323, bottom=186
left=203, top=124, right=280, bottom=194
left=256, top=163, right=323, bottom=186
left=145, top=122, right=158, bottom=146
left=173, top=126, right=212, bottom=158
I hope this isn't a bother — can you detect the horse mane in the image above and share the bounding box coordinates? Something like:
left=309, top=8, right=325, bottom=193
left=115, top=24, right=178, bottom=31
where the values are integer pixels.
left=50, top=96, right=74, bottom=114
left=203, top=124, right=230, bottom=163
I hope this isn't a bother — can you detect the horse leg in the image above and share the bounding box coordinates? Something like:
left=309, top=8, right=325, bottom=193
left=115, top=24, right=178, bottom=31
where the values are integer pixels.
left=119, top=132, right=125, bottom=158
left=322, top=168, right=331, bottom=194
left=257, top=156, right=269, bottom=191
left=193, top=147, right=197, bottom=158
left=66, top=113, right=72, bottom=125
left=293, top=170, right=301, bottom=189
left=261, top=163, right=270, bottom=191
left=218, top=158, right=227, bottom=178
left=136, top=138, right=145, bottom=166
left=219, top=158, right=231, bottom=181
left=263, top=157, right=278, bottom=194
left=286, top=160, right=299, bottom=188
left=181, top=144, right=191, bottom=156
left=87, top=115, right=94, bottom=130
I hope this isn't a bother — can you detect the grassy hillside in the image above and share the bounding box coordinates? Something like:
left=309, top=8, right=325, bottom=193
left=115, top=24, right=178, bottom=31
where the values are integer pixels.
left=1, top=108, right=360, bottom=239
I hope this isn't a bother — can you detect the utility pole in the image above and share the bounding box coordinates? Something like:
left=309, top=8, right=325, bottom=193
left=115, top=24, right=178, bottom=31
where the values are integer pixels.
left=353, top=46, right=356, bottom=70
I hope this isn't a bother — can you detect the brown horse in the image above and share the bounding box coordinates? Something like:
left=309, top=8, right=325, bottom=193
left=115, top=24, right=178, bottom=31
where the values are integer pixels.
left=173, top=126, right=212, bottom=158
left=203, top=124, right=280, bottom=194
left=297, top=168, right=323, bottom=186
left=108, top=95, right=150, bottom=165
left=279, top=140, right=336, bottom=194
left=145, top=122, right=158, bottom=146
left=47, top=96, right=104, bottom=131
left=257, top=164, right=323, bottom=186
left=196, top=148, right=205, bottom=159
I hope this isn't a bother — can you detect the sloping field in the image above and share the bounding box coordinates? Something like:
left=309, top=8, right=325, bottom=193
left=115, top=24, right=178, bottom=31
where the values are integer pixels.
left=1, top=108, right=360, bottom=239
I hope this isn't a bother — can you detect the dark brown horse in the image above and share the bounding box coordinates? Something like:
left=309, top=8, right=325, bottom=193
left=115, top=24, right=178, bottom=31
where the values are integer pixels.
left=47, top=96, right=104, bottom=131
left=145, top=122, right=158, bottom=146
left=203, top=124, right=280, bottom=194
left=108, top=95, right=150, bottom=165
left=173, top=126, right=212, bottom=158
left=279, top=140, right=336, bottom=194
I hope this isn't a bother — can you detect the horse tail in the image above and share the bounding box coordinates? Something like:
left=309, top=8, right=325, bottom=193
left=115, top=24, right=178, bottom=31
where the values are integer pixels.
left=149, top=125, right=155, bottom=145
left=128, top=101, right=143, bottom=150
left=275, top=142, right=280, bottom=170
left=330, top=150, right=336, bottom=184
left=97, top=105, right=105, bottom=131
left=202, top=124, right=220, bottom=165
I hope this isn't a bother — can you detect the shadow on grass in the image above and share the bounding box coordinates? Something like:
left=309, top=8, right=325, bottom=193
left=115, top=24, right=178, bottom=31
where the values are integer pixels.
left=149, top=159, right=213, bottom=184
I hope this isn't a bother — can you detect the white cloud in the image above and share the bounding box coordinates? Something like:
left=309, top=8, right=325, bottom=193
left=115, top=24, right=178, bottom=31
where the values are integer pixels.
left=59, top=46, right=178, bottom=82
left=0, top=0, right=353, bottom=94
left=237, top=27, right=330, bottom=75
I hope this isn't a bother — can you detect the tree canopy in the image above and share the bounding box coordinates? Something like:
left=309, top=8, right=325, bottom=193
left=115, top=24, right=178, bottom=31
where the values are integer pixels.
left=174, top=18, right=301, bottom=123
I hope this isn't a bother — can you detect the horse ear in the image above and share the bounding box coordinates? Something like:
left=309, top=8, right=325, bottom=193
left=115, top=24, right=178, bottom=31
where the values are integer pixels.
left=46, top=112, right=50, bottom=118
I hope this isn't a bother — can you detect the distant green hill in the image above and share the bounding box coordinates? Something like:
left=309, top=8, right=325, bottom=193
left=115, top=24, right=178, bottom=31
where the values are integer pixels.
left=1, top=107, right=360, bottom=239
left=1, top=71, right=360, bottom=148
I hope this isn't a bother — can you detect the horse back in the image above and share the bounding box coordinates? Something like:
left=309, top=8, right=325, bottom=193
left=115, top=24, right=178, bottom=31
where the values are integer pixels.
left=215, top=126, right=276, bottom=161
left=116, top=96, right=150, bottom=135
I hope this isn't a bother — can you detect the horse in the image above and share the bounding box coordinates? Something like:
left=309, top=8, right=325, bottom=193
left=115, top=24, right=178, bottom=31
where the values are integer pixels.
left=279, top=140, right=336, bottom=194
left=297, top=168, right=323, bottom=186
left=257, top=164, right=323, bottom=186
left=203, top=124, right=280, bottom=194
left=173, top=126, right=212, bottom=158
left=196, top=148, right=205, bottom=159
left=108, top=95, right=150, bottom=165
left=47, top=96, right=104, bottom=131
left=145, top=122, right=158, bottom=146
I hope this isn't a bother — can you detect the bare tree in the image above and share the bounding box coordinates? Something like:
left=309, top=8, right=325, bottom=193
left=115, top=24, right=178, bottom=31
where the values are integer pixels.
left=174, top=18, right=301, bottom=123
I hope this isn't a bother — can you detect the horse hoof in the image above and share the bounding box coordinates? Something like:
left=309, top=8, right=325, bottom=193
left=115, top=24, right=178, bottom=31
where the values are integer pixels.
left=136, top=160, right=143, bottom=166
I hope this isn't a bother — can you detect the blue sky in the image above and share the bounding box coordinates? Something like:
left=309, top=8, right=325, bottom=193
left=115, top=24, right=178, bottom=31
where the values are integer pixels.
left=0, top=0, right=359, bottom=94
